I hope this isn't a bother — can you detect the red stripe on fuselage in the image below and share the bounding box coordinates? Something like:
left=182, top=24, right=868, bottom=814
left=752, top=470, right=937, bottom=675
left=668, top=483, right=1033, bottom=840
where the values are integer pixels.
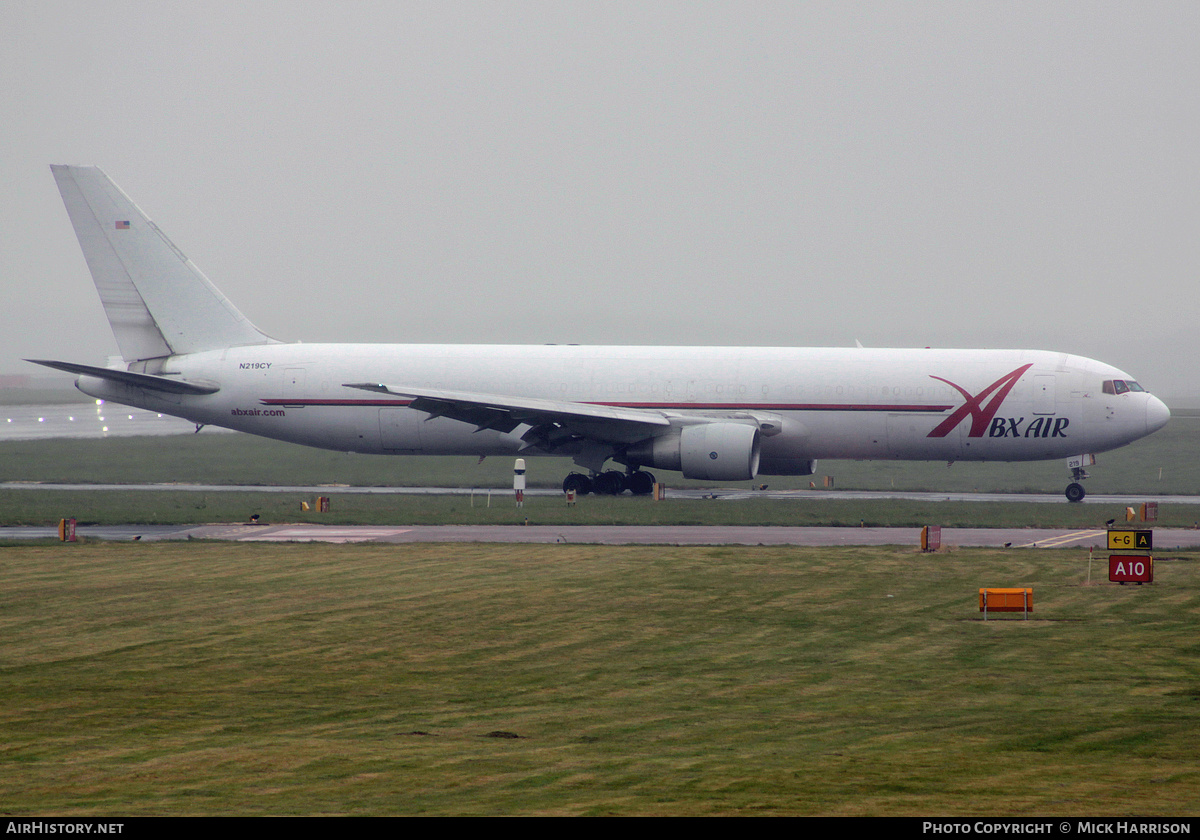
left=259, top=398, right=413, bottom=406
left=259, top=398, right=950, bottom=412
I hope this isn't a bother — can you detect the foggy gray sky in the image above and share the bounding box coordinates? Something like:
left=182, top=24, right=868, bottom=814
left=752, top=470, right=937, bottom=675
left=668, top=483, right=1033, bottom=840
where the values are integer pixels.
left=3, top=2, right=1198, bottom=402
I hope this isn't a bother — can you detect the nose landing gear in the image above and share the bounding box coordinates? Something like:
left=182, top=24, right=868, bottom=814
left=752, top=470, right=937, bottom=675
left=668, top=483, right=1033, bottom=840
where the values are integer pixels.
left=1064, top=455, right=1094, bottom=502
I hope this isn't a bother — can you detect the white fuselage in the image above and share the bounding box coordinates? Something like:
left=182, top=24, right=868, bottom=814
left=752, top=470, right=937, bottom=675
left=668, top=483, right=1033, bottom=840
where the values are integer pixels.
left=76, top=344, right=1169, bottom=474
left=44, top=166, right=1170, bottom=488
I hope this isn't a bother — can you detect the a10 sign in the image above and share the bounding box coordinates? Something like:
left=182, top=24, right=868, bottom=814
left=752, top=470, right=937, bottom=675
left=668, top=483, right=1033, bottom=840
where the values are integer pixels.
left=1107, top=530, right=1152, bottom=551
left=1110, top=555, right=1154, bottom=583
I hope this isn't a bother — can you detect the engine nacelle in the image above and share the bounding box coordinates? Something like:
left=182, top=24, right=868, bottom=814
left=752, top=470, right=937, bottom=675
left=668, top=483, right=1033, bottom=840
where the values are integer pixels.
left=624, top=422, right=762, bottom=481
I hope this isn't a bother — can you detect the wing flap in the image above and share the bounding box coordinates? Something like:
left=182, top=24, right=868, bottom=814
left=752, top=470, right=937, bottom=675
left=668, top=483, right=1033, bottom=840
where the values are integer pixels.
left=344, top=383, right=670, bottom=444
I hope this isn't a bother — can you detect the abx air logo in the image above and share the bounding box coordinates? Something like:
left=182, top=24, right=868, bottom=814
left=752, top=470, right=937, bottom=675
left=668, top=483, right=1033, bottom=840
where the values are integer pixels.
left=925, top=363, right=1068, bottom=440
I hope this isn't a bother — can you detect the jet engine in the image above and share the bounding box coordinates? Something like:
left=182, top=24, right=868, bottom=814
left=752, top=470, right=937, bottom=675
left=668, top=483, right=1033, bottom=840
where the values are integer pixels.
left=624, top=422, right=761, bottom=481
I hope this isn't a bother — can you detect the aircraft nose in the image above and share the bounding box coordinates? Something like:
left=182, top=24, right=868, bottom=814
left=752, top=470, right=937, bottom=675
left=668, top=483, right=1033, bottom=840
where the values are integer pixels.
left=1146, top=395, right=1170, bottom=434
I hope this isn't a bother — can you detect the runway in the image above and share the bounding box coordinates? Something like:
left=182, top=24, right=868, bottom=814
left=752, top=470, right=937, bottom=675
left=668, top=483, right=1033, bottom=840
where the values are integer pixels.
left=0, top=402, right=229, bottom=440
left=7, top=522, right=1200, bottom=549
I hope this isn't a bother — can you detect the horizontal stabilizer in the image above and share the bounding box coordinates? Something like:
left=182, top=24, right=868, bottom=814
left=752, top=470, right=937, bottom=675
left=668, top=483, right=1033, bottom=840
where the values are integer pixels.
left=25, top=359, right=220, bottom=395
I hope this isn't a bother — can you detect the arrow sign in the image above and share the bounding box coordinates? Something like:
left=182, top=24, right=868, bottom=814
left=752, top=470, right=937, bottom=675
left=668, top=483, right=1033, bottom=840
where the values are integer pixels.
left=1107, top=530, right=1152, bottom=551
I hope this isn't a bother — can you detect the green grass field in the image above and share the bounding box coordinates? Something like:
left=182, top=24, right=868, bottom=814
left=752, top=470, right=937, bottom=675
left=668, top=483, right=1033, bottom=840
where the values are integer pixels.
left=2, top=541, right=1198, bottom=816
left=5, top=489, right=1200, bottom=530
left=3, top=401, right=1197, bottom=815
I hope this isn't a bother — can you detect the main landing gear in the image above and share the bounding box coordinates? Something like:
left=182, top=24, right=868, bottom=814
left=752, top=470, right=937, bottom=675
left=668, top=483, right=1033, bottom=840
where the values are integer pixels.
left=563, top=469, right=657, bottom=496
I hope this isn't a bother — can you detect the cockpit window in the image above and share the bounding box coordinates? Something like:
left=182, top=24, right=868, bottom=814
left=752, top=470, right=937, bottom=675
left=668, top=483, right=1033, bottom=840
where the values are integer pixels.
left=1103, top=379, right=1145, bottom=395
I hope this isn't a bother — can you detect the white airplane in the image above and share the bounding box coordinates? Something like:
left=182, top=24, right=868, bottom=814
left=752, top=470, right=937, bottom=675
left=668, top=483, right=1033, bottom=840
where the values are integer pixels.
left=30, top=165, right=1170, bottom=502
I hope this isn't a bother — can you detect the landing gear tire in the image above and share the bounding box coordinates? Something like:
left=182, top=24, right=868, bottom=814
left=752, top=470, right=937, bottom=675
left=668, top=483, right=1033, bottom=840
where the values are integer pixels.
left=593, top=470, right=628, bottom=496
left=563, top=473, right=593, bottom=496
left=1065, top=482, right=1086, bottom=503
left=627, top=470, right=656, bottom=496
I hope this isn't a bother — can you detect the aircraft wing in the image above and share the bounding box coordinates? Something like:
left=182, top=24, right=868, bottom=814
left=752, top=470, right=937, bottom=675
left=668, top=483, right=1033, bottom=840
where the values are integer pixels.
left=343, top=382, right=670, bottom=447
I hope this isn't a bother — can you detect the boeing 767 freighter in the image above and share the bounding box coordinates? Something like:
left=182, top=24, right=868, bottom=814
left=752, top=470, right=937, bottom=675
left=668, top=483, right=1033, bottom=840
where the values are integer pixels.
left=29, top=165, right=1170, bottom=501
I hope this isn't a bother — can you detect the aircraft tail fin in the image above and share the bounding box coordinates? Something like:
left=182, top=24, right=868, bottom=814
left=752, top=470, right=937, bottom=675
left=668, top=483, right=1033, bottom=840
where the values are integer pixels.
left=51, top=165, right=273, bottom=362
